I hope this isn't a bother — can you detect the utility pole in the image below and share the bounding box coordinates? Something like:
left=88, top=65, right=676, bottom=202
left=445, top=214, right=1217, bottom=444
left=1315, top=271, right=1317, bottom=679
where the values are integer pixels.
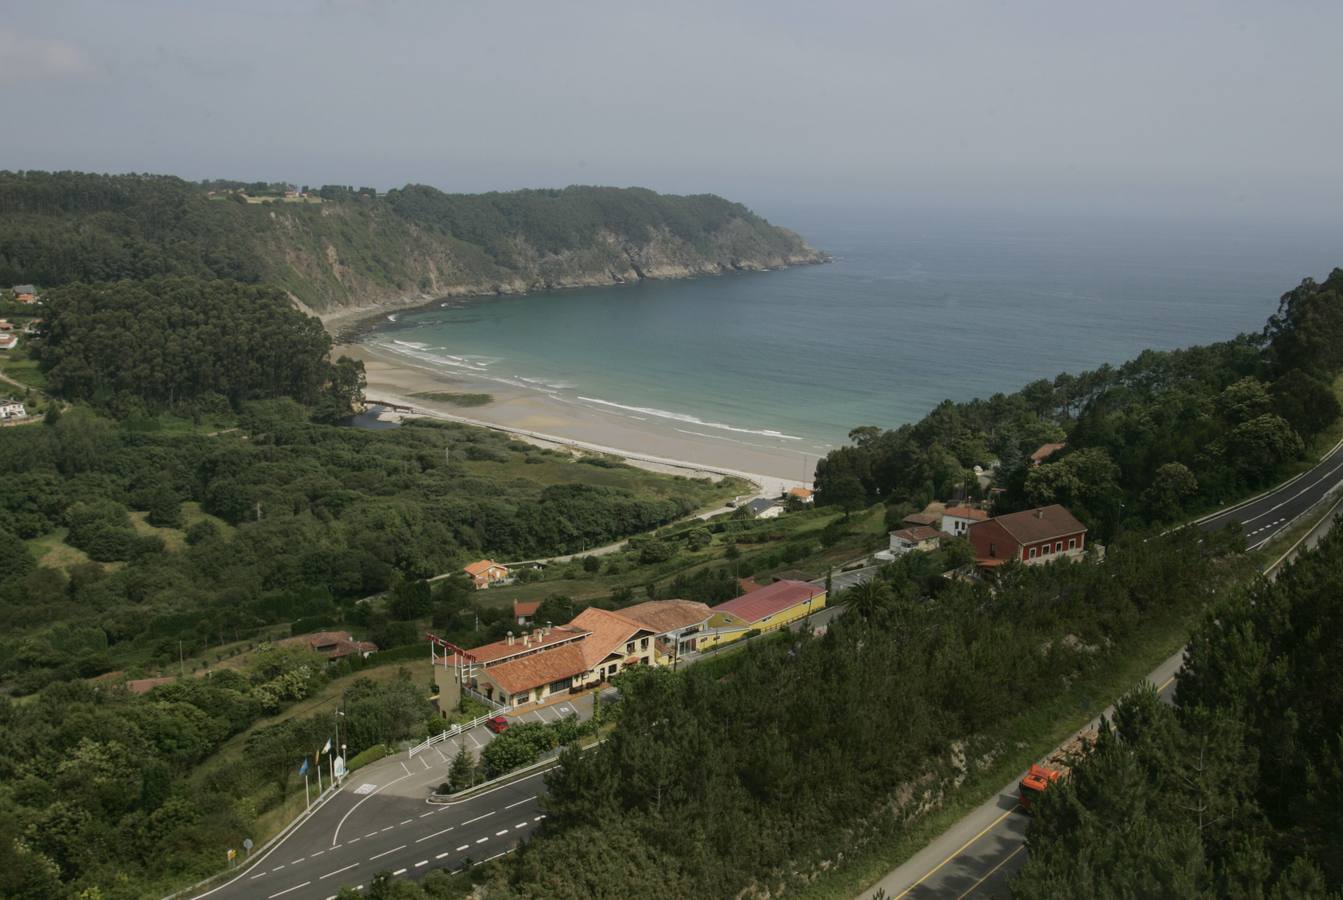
left=179, top=640, right=184, bottom=676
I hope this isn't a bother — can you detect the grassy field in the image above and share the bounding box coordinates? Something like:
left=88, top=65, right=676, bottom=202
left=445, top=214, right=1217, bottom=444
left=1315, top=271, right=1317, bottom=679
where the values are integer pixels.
left=409, top=391, right=494, bottom=407
left=26, top=527, right=91, bottom=570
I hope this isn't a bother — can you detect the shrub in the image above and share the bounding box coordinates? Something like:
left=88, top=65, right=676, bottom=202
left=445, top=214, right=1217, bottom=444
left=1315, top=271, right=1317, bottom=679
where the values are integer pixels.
left=348, top=743, right=390, bottom=772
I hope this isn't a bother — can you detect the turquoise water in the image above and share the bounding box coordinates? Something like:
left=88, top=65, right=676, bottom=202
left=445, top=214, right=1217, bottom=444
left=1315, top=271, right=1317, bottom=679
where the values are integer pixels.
left=369, top=210, right=1343, bottom=455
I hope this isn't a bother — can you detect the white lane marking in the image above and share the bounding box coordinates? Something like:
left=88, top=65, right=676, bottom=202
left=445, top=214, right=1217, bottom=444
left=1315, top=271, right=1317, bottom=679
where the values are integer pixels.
left=456, top=844, right=469, bottom=851
left=318, top=862, right=358, bottom=880
left=533, top=814, right=546, bottom=821
left=392, top=867, right=407, bottom=876
left=399, top=819, right=412, bottom=825
left=419, top=756, right=430, bottom=770
left=416, top=825, right=455, bottom=843
left=271, top=865, right=286, bottom=871
left=1239, top=458, right=1343, bottom=526
left=414, top=860, right=428, bottom=867
left=381, top=826, right=394, bottom=832
left=514, top=822, right=527, bottom=829
left=435, top=745, right=448, bottom=763
left=504, top=795, right=536, bottom=810
left=365, top=832, right=377, bottom=838
left=401, top=761, right=412, bottom=776
left=368, top=844, right=406, bottom=861
left=331, top=770, right=413, bottom=846
left=311, top=849, right=325, bottom=856
left=468, top=732, right=481, bottom=749
left=437, top=851, right=451, bottom=859
left=348, top=837, right=360, bottom=843
left=462, top=811, right=495, bottom=825
left=250, top=872, right=266, bottom=879
left=476, top=850, right=510, bottom=864
left=475, top=836, right=488, bottom=844
left=419, top=811, right=434, bottom=818
left=291, top=858, right=305, bottom=864
left=351, top=783, right=378, bottom=795
left=495, top=829, right=509, bottom=836
left=268, top=883, right=310, bottom=898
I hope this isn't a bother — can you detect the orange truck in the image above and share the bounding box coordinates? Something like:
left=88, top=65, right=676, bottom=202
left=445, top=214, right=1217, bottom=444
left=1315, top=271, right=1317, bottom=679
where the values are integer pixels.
left=1017, top=728, right=1096, bottom=812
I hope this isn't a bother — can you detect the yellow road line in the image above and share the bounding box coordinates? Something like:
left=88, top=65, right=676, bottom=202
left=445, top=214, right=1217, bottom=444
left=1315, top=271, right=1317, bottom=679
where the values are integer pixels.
left=894, top=806, right=1017, bottom=899
left=955, top=843, right=1026, bottom=900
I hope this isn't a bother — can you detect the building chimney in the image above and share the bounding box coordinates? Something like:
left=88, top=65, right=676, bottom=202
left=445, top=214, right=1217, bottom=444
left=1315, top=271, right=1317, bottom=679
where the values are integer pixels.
left=523, top=633, right=531, bottom=647
left=507, top=631, right=514, bottom=646
left=533, top=628, right=542, bottom=642
left=1035, top=509, right=1044, bottom=519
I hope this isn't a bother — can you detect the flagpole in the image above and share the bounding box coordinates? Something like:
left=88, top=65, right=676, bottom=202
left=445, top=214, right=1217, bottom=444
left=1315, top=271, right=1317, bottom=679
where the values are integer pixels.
left=305, top=772, right=311, bottom=808
left=317, top=761, right=323, bottom=794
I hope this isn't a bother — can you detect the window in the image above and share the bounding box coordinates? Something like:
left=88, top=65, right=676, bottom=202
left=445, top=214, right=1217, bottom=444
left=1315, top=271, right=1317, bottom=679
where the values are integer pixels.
left=1043, top=543, right=1052, bottom=554
left=1068, top=538, right=1077, bottom=550
left=640, top=637, right=649, bottom=651
left=1029, top=547, right=1038, bottom=559
left=989, top=542, right=997, bottom=558
left=1055, top=542, right=1063, bottom=553
left=625, top=642, right=634, bottom=655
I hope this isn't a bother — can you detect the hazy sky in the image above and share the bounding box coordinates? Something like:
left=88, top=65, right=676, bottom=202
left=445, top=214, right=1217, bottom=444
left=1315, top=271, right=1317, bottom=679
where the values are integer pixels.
left=3, top=1, right=1341, bottom=223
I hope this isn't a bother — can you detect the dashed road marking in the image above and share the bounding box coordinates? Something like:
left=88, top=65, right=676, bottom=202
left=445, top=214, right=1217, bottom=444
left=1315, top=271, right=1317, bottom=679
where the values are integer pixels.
left=456, top=844, right=469, bottom=851
left=495, top=829, right=509, bottom=836
left=462, top=811, right=495, bottom=825
left=419, top=811, right=434, bottom=818
left=368, top=845, right=406, bottom=861
left=504, top=795, right=536, bottom=810
left=392, top=867, right=407, bottom=876
left=414, top=860, right=428, bottom=867
left=400, top=819, right=413, bottom=825
left=311, top=849, right=325, bottom=856
left=514, top=822, right=527, bottom=829
left=271, top=865, right=286, bottom=871
left=475, top=836, right=488, bottom=844
left=268, top=882, right=310, bottom=898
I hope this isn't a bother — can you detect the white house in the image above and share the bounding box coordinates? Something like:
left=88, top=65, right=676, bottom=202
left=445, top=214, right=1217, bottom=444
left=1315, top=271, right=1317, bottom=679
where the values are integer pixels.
left=888, top=525, right=943, bottom=556
left=0, top=401, right=26, bottom=420
left=940, top=505, right=988, bottom=537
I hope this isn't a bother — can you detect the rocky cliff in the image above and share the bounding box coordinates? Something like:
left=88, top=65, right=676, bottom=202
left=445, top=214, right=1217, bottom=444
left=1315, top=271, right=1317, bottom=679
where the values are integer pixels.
left=0, top=173, right=827, bottom=330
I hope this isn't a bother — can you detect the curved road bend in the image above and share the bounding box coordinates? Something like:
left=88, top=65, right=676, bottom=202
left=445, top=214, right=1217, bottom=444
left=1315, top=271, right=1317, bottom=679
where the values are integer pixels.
left=194, top=700, right=585, bottom=900
left=859, top=441, right=1343, bottom=900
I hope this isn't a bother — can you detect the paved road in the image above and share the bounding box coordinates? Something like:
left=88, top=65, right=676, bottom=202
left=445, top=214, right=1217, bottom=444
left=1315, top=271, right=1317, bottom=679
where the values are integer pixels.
left=858, top=441, right=1343, bottom=900
left=195, top=700, right=588, bottom=900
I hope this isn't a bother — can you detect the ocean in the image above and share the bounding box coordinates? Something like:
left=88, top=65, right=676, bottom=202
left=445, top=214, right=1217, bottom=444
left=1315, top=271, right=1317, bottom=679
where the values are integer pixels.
left=366, top=209, right=1343, bottom=459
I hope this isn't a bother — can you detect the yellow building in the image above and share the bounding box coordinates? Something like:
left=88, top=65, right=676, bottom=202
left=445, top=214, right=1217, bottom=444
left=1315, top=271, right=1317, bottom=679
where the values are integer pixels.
left=700, top=579, right=826, bottom=649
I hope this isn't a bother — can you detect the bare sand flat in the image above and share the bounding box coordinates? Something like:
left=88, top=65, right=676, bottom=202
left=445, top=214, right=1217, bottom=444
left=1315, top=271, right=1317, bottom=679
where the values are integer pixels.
left=336, top=342, right=813, bottom=498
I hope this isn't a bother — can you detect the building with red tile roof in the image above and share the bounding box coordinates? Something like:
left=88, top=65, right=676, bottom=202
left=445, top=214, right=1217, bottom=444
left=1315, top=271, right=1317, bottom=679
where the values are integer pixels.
left=702, top=579, right=826, bottom=648
left=940, top=505, right=989, bottom=536
left=889, top=525, right=944, bottom=555
left=513, top=599, right=540, bottom=625
left=1030, top=442, right=1067, bottom=465
left=969, top=504, right=1087, bottom=567
left=457, top=599, right=713, bottom=708
left=279, top=631, right=378, bottom=661
left=464, top=559, right=510, bottom=589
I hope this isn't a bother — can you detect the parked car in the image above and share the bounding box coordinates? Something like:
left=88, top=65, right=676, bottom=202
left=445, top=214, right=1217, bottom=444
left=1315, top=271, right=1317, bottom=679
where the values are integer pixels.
left=485, top=715, right=510, bottom=734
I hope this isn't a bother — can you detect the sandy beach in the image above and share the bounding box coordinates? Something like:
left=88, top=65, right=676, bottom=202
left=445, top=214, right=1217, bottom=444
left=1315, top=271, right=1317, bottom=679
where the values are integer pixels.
left=335, top=341, right=816, bottom=499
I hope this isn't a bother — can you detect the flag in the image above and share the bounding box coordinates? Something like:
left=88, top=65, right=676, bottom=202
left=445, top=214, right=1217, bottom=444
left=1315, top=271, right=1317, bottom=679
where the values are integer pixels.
left=298, top=758, right=310, bottom=777
left=321, top=737, right=332, bottom=755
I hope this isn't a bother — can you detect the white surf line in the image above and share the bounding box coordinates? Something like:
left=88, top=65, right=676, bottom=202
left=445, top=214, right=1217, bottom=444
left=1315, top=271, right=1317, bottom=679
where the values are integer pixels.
left=461, top=811, right=495, bottom=825
left=332, top=770, right=413, bottom=846
left=368, top=844, right=406, bottom=861
left=268, top=882, right=310, bottom=898
left=504, top=795, right=536, bottom=810
left=415, top=825, right=455, bottom=843
left=318, top=862, right=358, bottom=880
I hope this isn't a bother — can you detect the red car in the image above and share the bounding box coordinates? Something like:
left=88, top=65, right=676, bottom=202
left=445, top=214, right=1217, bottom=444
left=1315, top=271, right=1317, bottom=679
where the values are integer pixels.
left=485, top=715, right=510, bottom=734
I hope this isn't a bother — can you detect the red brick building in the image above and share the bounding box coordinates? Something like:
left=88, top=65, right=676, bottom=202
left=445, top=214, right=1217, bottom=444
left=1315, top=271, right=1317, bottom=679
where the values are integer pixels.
left=969, top=504, right=1087, bottom=567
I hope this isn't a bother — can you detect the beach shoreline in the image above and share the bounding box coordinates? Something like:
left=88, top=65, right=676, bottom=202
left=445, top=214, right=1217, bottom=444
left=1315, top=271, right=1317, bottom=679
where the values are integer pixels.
left=336, top=341, right=816, bottom=499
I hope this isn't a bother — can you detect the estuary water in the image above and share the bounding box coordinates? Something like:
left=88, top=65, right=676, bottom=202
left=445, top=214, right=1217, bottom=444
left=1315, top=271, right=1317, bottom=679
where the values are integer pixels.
left=367, top=209, right=1343, bottom=458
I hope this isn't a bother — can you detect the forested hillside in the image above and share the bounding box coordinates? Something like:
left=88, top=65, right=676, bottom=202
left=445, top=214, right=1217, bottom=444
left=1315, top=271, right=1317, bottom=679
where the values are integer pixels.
left=0, top=171, right=825, bottom=318
left=815, top=268, right=1343, bottom=540
left=1012, top=527, right=1343, bottom=897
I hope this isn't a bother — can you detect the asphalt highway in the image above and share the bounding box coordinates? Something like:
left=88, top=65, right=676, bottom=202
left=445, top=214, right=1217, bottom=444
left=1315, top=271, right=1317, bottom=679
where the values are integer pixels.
left=859, top=439, right=1343, bottom=899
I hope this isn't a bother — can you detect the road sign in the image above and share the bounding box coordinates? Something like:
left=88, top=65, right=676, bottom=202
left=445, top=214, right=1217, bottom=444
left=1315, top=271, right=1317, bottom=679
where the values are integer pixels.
left=242, top=838, right=253, bottom=851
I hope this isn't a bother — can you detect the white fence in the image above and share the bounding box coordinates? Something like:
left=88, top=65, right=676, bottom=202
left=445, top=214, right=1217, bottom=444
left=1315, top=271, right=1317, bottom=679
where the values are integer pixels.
left=408, top=713, right=494, bottom=758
